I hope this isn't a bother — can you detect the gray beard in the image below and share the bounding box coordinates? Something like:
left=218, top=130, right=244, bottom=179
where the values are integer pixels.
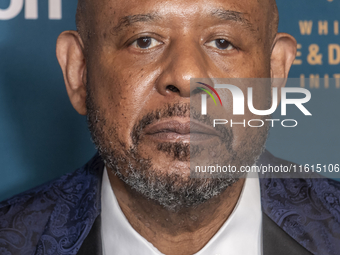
left=103, top=148, right=241, bottom=212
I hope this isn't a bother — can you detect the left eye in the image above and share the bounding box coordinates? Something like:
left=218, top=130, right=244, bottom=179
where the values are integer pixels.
left=131, top=37, right=162, bottom=49
left=205, top=39, right=235, bottom=50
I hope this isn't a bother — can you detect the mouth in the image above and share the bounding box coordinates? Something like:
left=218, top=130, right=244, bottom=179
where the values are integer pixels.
left=143, top=118, right=221, bottom=143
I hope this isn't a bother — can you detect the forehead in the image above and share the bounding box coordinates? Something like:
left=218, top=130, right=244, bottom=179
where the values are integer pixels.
left=90, top=0, right=269, bottom=31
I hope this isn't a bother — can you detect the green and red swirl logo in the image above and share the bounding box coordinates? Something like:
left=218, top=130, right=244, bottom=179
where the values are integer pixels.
left=197, top=82, right=223, bottom=106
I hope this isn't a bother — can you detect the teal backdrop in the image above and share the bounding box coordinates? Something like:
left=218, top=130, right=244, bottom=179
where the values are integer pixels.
left=0, top=0, right=339, bottom=201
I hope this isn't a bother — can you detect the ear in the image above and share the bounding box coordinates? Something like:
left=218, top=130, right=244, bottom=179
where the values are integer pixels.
left=56, top=31, right=87, bottom=115
left=270, top=33, right=297, bottom=80
left=270, top=33, right=297, bottom=104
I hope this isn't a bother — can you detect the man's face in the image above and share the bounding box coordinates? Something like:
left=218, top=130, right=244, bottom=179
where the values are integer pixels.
left=84, top=0, right=273, bottom=210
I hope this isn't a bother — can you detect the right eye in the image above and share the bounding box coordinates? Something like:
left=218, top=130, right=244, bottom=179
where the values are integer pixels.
left=205, top=39, right=235, bottom=51
left=131, top=37, right=162, bottom=49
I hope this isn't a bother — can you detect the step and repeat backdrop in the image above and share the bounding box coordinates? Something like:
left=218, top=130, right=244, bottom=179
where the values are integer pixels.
left=266, top=0, right=340, bottom=175
left=0, top=0, right=339, bottom=200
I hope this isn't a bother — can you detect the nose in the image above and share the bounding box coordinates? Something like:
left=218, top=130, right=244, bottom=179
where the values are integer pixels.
left=156, top=40, right=209, bottom=98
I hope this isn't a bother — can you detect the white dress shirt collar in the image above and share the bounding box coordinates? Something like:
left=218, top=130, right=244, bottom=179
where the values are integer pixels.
left=101, top=167, right=262, bottom=255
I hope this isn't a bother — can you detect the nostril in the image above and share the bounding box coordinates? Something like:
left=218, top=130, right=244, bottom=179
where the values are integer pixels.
left=166, top=85, right=180, bottom=93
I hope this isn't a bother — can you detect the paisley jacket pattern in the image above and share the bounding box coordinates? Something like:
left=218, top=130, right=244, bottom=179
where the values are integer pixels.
left=0, top=154, right=104, bottom=255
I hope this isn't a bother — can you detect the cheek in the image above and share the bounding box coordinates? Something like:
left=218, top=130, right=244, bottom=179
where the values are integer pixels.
left=237, top=55, right=270, bottom=78
left=207, top=50, right=270, bottom=78
left=87, top=55, right=161, bottom=147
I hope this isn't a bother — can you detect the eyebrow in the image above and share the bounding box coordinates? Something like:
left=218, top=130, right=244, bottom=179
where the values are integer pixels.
left=111, top=13, right=160, bottom=35
left=111, top=8, right=255, bottom=36
left=210, top=8, right=256, bottom=33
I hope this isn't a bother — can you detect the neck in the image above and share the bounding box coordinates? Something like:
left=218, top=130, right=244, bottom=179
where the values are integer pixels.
left=107, top=168, right=245, bottom=255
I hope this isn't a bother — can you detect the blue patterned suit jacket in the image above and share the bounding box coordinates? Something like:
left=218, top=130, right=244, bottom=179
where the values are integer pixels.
left=0, top=151, right=340, bottom=255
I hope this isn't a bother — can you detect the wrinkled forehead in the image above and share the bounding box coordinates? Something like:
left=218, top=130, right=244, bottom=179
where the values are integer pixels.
left=82, top=0, right=272, bottom=39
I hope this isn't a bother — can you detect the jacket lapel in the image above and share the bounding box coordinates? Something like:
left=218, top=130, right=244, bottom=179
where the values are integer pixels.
left=34, top=154, right=104, bottom=255
left=262, top=212, right=312, bottom=255
left=77, top=215, right=103, bottom=255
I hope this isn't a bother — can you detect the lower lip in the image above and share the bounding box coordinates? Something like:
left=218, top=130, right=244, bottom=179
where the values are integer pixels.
left=146, top=132, right=219, bottom=143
